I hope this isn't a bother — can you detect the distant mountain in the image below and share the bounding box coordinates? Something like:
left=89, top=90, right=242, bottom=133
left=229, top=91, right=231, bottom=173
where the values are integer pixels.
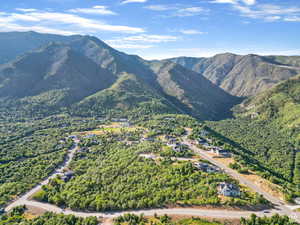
left=168, top=53, right=300, bottom=97
left=0, top=42, right=116, bottom=114
left=148, top=61, right=239, bottom=119
left=0, top=32, right=238, bottom=120
left=0, top=31, right=80, bottom=65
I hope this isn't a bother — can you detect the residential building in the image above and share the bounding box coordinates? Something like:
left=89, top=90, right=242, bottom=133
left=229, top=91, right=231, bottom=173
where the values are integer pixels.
left=217, top=182, right=240, bottom=197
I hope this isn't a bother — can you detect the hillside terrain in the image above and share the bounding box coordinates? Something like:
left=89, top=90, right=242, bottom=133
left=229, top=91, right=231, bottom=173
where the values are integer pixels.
left=169, top=54, right=300, bottom=96
left=208, top=76, right=300, bottom=199
left=0, top=32, right=238, bottom=120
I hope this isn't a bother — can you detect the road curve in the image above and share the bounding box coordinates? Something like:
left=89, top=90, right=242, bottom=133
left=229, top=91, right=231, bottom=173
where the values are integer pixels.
left=5, top=138, right=80, bottom=212
left=4, top=135, right=300, bottom=223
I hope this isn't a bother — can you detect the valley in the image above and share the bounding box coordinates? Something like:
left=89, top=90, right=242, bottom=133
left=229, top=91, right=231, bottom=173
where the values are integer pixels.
left=0, top=31, right=300, bottom=225
left=1, top=118, right=299, bottom=224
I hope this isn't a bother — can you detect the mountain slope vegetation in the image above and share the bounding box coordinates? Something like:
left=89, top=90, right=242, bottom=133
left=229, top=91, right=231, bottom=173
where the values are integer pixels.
left=0, top=31, right=239, bottom=120
left=169, top=54, right=300, bottom=97
left=208, top=76, right=300, bottom=199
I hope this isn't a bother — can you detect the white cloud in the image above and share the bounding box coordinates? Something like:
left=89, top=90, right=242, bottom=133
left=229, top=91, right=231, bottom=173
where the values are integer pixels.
left=144, top=5, right=176, bottom=11
left=15, top=8, right=38, bottom=12
left=284, top=16, right=300, bottom=22
left=121, top=0, right=147, bottom=4
left=175, top=7, right=207, bottom=17
left=68, top=6, right=117, bottom=15
left=0, top=22, right=76, bottom=36
left=242, top=0, right=256, bottom=6
left=180, top=29, right=206, bottom=35
left=233, top=4, right=300, bottom=21
left=211, top=0, right=237, bottom=4
left=122, top=34, right=178, bottom=43
left=105, top=42, right=154, bottom=49
left=145, top=4, right=208, bottom=17
left=211, top=0, right=255, bottom=5
left=106, top=34, right=179, bottom=49
left=0, top=10, right=144, bottom=34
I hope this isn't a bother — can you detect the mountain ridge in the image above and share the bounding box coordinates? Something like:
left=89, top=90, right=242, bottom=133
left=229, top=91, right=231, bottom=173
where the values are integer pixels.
left=168, top=53, right=300, bottom=97
left=0, top=32, right=238, bottom=120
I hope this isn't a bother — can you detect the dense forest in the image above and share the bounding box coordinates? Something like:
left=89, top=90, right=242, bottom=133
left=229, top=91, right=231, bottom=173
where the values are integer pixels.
left=202, top=76, right=300, bottom=200
left=32, top=115, right=264, bottom=211
left=113, top=213, right=299, bottom=225
left=0, top=114, right=105, bottom=207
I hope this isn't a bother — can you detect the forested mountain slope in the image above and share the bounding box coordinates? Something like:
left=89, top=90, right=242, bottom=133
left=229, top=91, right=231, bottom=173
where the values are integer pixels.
left=149, top=61, right=239, bottom=119
left=169, top=54, right=300, bottom=97
left=0, top=31, right=80, bottom=64
left=0, top=31, right=239, bottom=120
left=208, top=76, right=300, bottom=199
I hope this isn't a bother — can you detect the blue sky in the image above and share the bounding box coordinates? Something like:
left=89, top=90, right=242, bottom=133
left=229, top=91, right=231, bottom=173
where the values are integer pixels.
left=1, top=0, right=300, bottom=59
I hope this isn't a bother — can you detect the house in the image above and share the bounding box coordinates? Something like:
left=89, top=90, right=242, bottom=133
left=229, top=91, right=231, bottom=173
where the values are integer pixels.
left=197, top=138, right=208, bottom=145
left=68, top=135, right=77, bottom=139
left=217, top=182, right=240, bottom=197
left=120, top=122, right=131, bottom=127
left=141, top=137, right=155, bottom=142
left=61, top=171, right=74, bottom=182
left=78, top=147, right=89, bottom=153
left=294, top=197, right=300, bottom=205
left=167, top=138, right=177, bottom=145
left=200, top=130, right=209, bottom=137
left=211, top=147, right=231, bottom=157
left=84, top=134, right=96, bottom=139
left=172, top=143, right=188, bottom=152
left=194, top=162, right=221, bottom=173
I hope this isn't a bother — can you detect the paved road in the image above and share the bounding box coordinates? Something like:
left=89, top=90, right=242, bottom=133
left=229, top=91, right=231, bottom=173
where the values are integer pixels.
left=182, top=135, right=300, bottom=222
left=4, top=134, right=300, bottom=223
left=5, top=137, right=80, bottom=212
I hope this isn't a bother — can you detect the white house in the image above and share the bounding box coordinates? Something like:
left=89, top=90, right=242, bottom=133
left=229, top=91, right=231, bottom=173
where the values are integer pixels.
left=217, top=182, right=240, bottom=197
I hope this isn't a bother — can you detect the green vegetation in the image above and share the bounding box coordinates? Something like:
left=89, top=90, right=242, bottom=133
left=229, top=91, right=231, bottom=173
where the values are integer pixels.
left=0, top=206, right=98, bottom=225
left=32, top=115, right=263, bottom=211
left=114, top=214, right=223, bottom=225
left=113, top=213, right=300, bottom=225
left=71, top=73, right=176, bottom=118
left=240, top=214, right=299, bottom=225
left=208, top=75, right=300, bottom=199
left=0, top=115, right=104, bottom=207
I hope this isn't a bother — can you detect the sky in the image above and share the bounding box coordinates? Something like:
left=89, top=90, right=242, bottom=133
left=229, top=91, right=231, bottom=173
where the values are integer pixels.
left=0, top=0, right=300, bottom=59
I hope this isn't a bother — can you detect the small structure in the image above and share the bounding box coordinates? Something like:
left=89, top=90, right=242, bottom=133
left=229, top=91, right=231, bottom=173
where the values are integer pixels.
left=217, top=182, right=240, bottom=197
left=197, top=138, right=208, bottom=145
left=0, top=208, right=4, bottom=214
left=211, top=147, right=231, bottom=157
left=121, top=122, right=131, bottom=127
left=141, top=137, right=155, bottom=142
left=294, top=197, right=300, bottom=205
left=200, top=130, right=209, bottom=137
left=61, top=171, right=74, bottom=182
left=78, top=147, right=89, bottom=153
left=167, top=138, right=177, bottom=145
left=84, top=134, right=96, bottom=139
left=194, top=162, right=221, bottom=173
left=171, top=143, right=188, bottom=152
left=68, top=135, right=77, bottom=139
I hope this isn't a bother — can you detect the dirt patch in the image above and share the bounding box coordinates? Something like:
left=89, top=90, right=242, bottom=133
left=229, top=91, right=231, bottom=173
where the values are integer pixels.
left=212, top=156, right=284, bottom=201
left=25, top=205, right=47, bottom=218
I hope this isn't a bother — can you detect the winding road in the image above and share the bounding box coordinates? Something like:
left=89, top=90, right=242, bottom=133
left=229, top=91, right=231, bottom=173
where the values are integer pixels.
left=4, top=133, right=300, bottom=223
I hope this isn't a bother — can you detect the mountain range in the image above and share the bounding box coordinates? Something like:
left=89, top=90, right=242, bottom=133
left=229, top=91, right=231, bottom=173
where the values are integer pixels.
left=0, top=31, right=300, bottom=121
left=168, top=54, right=300, bottom=97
